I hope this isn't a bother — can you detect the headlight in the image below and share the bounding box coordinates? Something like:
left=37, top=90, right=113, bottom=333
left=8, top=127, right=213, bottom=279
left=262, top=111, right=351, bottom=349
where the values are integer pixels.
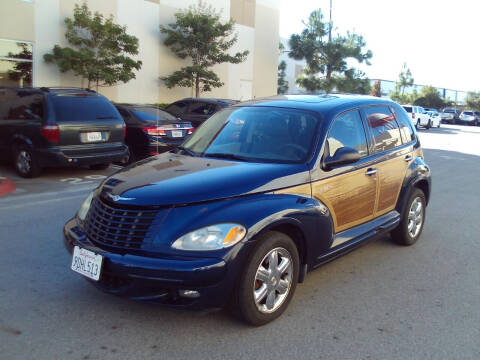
left=77, top=192, right=94, bottom=221
left=171, top=223, right=247, bottom=251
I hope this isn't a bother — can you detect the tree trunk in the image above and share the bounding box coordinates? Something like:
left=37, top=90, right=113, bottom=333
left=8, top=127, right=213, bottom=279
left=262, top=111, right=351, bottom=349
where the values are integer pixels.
left=195, top=75, right=200, bottom=98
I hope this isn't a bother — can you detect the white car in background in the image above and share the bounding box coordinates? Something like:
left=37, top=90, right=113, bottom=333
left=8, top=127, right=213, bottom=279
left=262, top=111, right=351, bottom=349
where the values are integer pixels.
left=426, top=109, right=441, bottom=128
left=402, top=105, right=431, bottom=129
left=458, top=110, right=479, bottom=126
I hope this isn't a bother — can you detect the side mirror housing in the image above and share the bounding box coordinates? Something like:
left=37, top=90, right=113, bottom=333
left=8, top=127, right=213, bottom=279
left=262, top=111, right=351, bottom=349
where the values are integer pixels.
left=323, top=147, right=361, bottom=170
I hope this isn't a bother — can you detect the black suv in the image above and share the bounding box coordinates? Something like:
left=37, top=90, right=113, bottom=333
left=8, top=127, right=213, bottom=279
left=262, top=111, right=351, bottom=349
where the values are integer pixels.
left=0, top=87, right=127, bottom=177
left=165, top=98, right=239, bottom=127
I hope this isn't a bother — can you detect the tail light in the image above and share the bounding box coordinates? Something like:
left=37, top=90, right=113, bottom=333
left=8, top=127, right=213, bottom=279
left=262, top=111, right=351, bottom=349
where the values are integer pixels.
left=41, top=124, right=59, bottom=142
left=122, top=123, right=126, bottom=139
left=143, top=126, right=166, bottom=136
left=412, top=113, right=415, bottom=119
left=187, top=128, right=195, bottom=135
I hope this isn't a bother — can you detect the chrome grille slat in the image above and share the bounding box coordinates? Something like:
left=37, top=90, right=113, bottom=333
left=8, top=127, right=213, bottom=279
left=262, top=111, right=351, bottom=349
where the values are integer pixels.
left=85, top=197, right=157, bottom=249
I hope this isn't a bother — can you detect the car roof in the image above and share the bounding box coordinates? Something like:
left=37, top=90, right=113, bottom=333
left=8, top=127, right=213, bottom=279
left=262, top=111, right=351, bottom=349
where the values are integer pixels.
left=233, top=94, right=400, bottom=116
left=171, top=98, right=240, bottom=106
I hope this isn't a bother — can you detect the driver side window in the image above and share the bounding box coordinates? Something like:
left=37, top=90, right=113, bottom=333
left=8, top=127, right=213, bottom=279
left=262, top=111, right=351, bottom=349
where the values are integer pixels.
left=326, top=110, right=368, bottom=158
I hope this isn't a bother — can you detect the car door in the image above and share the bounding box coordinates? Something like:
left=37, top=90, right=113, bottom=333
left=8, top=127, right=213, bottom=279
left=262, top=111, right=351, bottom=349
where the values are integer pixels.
left=362, top=105, right=413, bottom=217
left=311, top=109, right=377, bottom=233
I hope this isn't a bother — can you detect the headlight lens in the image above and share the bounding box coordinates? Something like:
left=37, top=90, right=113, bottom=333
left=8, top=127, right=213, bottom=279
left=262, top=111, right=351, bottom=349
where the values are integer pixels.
left=171, top=223, right=247, bottom=251
left=77, top=192, right=94, bottom=221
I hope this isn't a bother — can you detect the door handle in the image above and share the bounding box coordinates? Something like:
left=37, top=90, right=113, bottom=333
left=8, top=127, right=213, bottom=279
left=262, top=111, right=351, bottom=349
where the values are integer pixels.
left=405, top=155, right=413, bottom=162
left=365, top=168, right=377, bottom=176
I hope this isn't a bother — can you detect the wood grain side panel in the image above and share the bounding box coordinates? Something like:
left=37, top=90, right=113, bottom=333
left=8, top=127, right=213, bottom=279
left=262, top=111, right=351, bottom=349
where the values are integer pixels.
left=312, top=168, right=377, bottom=233
left=376, top=154, right=411, bottom=215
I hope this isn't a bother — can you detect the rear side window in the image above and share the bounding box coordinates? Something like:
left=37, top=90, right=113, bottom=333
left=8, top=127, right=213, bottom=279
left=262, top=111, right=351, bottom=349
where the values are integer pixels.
left=402, top=106, right=412, bottom=113
left=0, top=89, right=43, bottom=120
left=463, top=112, right=473, bottom=115
left=166, top=101, right=188, bottom=115
left=51, top=95, right=119, bottom=122
left=188, top=102, right=217, bottom=116
left=364, top=106, right=402, bottom=153
left=392, top=106, right=415, bottom=143
left=327, top=110, right=368, bottom=157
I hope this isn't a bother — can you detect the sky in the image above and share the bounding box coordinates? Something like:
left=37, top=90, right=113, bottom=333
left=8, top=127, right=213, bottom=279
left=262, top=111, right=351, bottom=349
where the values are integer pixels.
left=279, top=0, right=479, bottom=92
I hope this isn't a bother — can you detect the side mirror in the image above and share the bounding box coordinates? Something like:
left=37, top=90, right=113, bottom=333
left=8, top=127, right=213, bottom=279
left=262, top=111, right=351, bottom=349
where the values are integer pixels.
left=323, top=147, right=361, bottom=170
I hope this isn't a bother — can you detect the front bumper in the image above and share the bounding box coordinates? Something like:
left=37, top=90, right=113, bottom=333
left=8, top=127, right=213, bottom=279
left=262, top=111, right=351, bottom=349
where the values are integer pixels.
left=63, top=217, right=246, bottom=309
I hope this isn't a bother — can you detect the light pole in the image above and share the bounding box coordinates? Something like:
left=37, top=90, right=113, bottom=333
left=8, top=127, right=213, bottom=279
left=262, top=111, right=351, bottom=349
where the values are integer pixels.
left=328, top=0, right=332, bottom=42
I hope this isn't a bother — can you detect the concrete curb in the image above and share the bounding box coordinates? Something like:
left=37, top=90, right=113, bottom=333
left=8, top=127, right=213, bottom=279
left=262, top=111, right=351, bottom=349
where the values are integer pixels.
left=0, top=177, right=16, bottom=196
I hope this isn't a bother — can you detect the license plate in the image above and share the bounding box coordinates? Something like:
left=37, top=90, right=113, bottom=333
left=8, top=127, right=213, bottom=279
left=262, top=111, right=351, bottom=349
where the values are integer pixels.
left=86, top=132, right=102, bottom=142
left=71, top=246, right=103, bottom=281
left=171, top=130, right=183, bottom=138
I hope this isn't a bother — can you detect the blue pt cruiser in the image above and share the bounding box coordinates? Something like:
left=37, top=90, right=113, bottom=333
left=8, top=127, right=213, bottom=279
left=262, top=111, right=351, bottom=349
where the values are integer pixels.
left=64, top=95, right=431, bottom=325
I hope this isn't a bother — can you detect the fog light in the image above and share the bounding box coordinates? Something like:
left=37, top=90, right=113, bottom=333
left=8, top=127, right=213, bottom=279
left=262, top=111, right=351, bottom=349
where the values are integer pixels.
left=178, top=289, right=200, bottom=298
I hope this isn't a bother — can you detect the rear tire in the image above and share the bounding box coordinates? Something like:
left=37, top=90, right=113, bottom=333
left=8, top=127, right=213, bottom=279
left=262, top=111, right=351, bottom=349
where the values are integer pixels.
left=89, top=163, right=110, bottom=170
left=13, top=144, right=42, bottom=178
left=391, top=188, right=426, bottom=246
left=232, top=231, right=299, bottom=326
left=426, top=120, right=431, bottom=130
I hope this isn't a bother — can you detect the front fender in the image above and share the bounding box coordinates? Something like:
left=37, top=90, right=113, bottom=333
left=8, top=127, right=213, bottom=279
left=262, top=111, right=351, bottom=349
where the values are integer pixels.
left=150, top=193, right=333, bottom=268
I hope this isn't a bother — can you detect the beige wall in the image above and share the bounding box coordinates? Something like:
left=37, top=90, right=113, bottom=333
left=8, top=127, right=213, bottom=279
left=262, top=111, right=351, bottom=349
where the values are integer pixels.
left=0, top=0, right=35, bottom=42
left=2, top=0, right=279, bottom=103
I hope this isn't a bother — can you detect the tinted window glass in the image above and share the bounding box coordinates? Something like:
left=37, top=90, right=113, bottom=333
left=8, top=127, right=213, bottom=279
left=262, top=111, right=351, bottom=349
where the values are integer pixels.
left=463, top=112, right=473, bottom=115
left=392, top=106, right=414, bottom=143
left=403, top=106, right=412, bottom=113
left=0, top=89, right=43, bottom=120
left=188, top=102, right=217, bottom=116
left=327, top=110, right=368, bottom=157
left=131, top=107, right=178, bottom=122
left=51, top=95, right=119, bottom=122
left=182, top=107, right=320, bottom=163
left=365, top=106, right=402, bottom=152
left=166, top=101, right=188, bottom=115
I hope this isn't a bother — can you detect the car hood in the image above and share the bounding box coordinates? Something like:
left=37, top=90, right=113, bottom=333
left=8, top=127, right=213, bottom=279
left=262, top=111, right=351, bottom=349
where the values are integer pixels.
left=99, top=152, right=311, bottom=206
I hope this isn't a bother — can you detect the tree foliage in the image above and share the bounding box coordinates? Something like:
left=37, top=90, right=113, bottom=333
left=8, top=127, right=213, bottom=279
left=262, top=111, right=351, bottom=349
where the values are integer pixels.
left=160, top=1, right=249, bottom=97
left=413, top=86, right=447, bottom=109
left=277, top=60, right=289, bottom=94
left=44, top=2, right=142, bottom=90
left=370, top=79, right=381, bottom=97
left=390, top=63, right=415, bottom=104
left=288, top=9, right=372, bottom=94
left=465, top=91, right=480, bottom=110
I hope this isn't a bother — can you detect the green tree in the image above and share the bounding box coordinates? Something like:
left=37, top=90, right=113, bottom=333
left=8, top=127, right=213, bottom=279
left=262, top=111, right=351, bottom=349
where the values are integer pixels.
left=288, top=9, right=372, bottom=94
left=413, top=86, right=447, bottom=109
left=465, top=91, right=480, bottom=110
left=160, top=2, right=249, bottom=97
left=44, top=2, right=142, bottom=90
left=277, top=61, right=289, bottom=94
left=396, top=63, right=414, bottom=95
left=370, top=79, right=381, bottom=97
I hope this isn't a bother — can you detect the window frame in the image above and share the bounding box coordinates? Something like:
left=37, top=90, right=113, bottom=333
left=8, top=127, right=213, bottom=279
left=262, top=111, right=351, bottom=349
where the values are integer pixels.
left=0, top=38, right=34, bottom=87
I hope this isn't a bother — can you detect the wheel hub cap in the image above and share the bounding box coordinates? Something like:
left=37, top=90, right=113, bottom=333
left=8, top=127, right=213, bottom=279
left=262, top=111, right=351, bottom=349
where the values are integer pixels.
left=253, top=247, right=293, bottom=314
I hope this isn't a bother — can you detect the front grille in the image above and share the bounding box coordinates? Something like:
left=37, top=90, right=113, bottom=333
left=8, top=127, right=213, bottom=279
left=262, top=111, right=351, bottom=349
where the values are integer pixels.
left=85, top=197, right=158, bottom=249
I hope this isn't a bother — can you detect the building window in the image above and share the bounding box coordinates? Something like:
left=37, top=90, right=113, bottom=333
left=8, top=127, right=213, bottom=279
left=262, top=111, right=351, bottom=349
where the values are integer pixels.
left=0, top=39, right=33, bottom=87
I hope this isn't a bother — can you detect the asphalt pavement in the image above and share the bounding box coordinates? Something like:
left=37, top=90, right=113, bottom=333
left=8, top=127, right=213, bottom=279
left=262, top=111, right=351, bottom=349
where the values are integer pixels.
left=0, top=124, right=479, bottom=360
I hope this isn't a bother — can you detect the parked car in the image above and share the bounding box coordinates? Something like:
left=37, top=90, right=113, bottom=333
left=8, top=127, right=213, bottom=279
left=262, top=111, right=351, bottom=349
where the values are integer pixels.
left=165, top=98, right=239, bottom=128
left=402, top=105, right=431, bottom=129
left=426, top=110, right=441, bottom=128
left=441, top=107, right=461, bottom=124
left=458, top=110, right=479, bottom=126
left=0, top=87, right=127, bottom=177
left=115, top=104, right=194, bottom=163
left=64, top=94, right=431, bottom=326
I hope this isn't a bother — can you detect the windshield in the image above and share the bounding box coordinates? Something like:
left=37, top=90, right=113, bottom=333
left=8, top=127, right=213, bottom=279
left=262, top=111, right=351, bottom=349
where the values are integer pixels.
left=181, top=107, right=321, bottom=163
left=131, top=107, right=178, bottom=122
left=52, top=95, right=119, bottom=121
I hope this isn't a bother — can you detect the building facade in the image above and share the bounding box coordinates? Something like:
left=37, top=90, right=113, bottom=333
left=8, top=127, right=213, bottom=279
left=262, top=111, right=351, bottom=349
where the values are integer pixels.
left=0, top=0, right=280, bottom=103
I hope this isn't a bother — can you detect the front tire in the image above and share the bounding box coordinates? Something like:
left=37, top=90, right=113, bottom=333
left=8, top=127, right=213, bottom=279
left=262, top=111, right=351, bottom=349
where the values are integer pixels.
left=391, top=188, right=426, bottom=246
left=13, top=145, right=42, bottom=178
left=232, top=231, right=299, bottom=326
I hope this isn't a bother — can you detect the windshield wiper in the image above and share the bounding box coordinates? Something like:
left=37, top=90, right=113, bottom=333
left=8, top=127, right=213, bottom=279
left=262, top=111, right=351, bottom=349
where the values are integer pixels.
left=176, top=146, right=198, bottom=157
left=203, top=153, right=250, bottom=161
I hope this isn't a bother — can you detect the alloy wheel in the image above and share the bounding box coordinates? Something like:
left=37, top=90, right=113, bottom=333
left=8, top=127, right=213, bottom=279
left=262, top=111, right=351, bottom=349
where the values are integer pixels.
left=16, top=150, right=31, bottom=175
left=407, top=197, right=424, bottom=238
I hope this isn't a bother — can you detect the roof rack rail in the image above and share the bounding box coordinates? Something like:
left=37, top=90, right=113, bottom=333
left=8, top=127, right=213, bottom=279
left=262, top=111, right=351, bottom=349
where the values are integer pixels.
left=39, top=86, right=96, bottom=93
